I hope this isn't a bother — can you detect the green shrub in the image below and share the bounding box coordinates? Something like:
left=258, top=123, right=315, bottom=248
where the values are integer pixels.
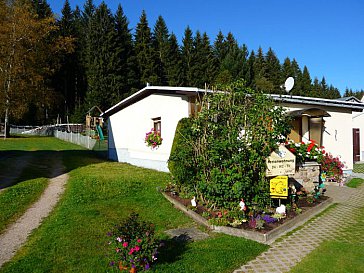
left=169, top=80, right=292, bottom=210
left=168, top=117, right=197, bottom=192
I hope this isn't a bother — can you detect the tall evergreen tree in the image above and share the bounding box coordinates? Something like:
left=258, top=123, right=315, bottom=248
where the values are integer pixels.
left=190, top=31, right=204, bottom=87
left=245, top=50, right=255, bottom=87
left=213, top=31, right=227, bottom=68
left=134, top=10, right=157, bottom=86
left=265, top=47, right=282, bottom=93
left=254, top=47, right=273, bottom=92
left=85, top=2, right=121, bottom=110
left=54, top=0, right=77, bottom=119
left=152, top=15, right=169, bottom=85
left=165, top=33, right=183, bottom=86
left=114, top=4, right=138, bottom=99
left=311, top=77, right=321, bottom=97
left=31, top=0, right=52, bottom=18
left=282, top=57, right=293, bottom=78
left=300, top=65, right=312, bottom=96
left=181, top=26, right=194, bottom=86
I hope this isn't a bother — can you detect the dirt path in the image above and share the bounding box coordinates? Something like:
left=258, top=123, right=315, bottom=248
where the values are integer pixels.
left=0, top=156, right=68, bottom=268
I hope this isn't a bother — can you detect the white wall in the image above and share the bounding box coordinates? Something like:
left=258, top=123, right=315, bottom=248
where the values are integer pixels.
left=284, top=104, right=354, bottom=171
left=108, top=93, right=189, bottom=171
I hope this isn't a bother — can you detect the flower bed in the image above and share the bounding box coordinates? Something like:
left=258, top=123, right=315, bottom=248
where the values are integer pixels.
left=162, top=191, right=332, bottom=244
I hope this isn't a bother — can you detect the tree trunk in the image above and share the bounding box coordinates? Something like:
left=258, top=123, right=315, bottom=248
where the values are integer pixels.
left=4, top=102, right=10, bottom=139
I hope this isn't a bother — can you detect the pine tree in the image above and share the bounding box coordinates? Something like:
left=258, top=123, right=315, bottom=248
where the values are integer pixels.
left=320, top=77, right=328, bottom=98
left=311, top=77, right=321, bottom=97
left=290, top=59, right=303, bottom=95
left=53, top=0, right=79, bottom=119
left=152, top=15, right=169, bottom=85
left=85, top=2, right=121, bottom=110
left=134, top=10, right=157, bottom=86
left=181, top=26, right=193, bottom=86
left=190, top=31, right=204, bottom=87
left=165, top=33, right=183, bottom=86
left=300, top=65, right=312, bottom=96
left=31, top=0, right=52, bottom=18
left=114, top=4, right=137, bottom=99
left=282, top=57, right=293, bottom=78
left=254, top=47, right=273, bottom=92
left=265, top=47, right=282, bottom=93
left=213, top=31, right=227, bottom=67
left=327, top=85, right=341, bottom=99
left=245, top=50, right=255, bottom=87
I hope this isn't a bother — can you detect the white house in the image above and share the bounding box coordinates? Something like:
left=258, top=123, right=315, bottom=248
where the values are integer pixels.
left=337, top=96, right=364, bottom=162
left=101, top=86, right=364, bottom=173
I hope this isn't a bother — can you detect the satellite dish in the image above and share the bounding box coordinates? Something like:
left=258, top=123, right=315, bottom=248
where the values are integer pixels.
left=284, top=77, right=295, bottom=92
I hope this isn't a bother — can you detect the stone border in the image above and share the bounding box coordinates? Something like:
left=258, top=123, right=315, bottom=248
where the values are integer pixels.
left=162, top=192, right=333, bottom=245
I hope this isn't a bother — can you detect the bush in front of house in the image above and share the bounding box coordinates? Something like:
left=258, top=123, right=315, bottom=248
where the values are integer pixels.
left=168, top=117, right=197, bottom=193
left=168, top=80, right=292, bottom=210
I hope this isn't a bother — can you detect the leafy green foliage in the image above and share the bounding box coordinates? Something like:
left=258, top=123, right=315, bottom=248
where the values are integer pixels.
left=169, top=81, right=292, bottom=210
left=168, top=118, right=197, bottom=192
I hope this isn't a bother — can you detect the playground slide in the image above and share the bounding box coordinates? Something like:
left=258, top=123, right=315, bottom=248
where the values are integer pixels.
left=96, top=124, right=104, bottom=141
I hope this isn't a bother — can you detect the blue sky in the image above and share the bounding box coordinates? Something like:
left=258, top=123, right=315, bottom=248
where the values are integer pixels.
left=49, top=0, right=364, bottom=94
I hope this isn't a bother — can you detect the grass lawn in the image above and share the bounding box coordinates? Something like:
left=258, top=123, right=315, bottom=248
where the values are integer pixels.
left=346, top=178, right=364, bottom=188
left=0, top=137, right=268, bottom=273
left=290, top=207, right=364, bottom=273
left=0, top=137, right=86, bottom=234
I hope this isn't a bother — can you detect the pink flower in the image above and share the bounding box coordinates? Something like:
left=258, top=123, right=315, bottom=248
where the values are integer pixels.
left=122, top=242, right=128, bottom=248
left=116, top=237, right=122, bottom=242
left=134, top=245, right=140, bottom=252
left=137, top=239, right=142, bottom=243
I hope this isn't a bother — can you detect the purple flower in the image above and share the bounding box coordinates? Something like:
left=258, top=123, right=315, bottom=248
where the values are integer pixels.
left=145, top=263, right=150, bottom=270
left=262, top=214, right=277, bottom=224
left=109, top=261, right=115, bottom=267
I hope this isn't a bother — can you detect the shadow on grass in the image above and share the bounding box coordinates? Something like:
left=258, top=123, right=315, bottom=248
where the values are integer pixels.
left=0, top=149, right=105, bottom=190
left=157, top=236, right=190, bottom=265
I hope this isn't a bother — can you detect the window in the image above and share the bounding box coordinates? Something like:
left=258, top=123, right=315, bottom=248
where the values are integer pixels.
left=152, top=117, right=161, bottom=134
left=309, top=117, right=324, bottom=146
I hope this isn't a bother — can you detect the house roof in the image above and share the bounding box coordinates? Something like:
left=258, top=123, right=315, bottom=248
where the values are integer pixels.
left=101, top=86, right=210, bottom=118
left=336, top=96, right=362, bottom=103
left=271, top=94, right=364, bottom=111
left=101, top=86, right=364, bottom=118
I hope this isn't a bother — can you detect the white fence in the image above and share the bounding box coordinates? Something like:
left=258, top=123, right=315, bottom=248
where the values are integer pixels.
left=54, top=130, right=97, bottom=150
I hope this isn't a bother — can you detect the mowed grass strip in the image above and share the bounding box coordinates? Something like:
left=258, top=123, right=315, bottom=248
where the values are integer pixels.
left=0, top=138, right=268, bottom=273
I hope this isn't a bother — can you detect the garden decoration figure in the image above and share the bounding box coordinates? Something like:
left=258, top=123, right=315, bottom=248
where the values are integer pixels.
left=191, top=196, right=197, bottom=207
left=289, top=183, right=297, bottom=206
left=276, top=204, right=286, bottom=215
left=239, top=199, right=246, bottom=211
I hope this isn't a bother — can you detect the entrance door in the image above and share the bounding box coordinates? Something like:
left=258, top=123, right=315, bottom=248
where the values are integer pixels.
left=353, top=128, right=360, bottom=162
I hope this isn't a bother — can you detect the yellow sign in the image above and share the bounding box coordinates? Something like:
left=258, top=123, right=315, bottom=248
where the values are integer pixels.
left=270, top=176, right=288, bottom=199
left=266, top=145, right=296, bottom=176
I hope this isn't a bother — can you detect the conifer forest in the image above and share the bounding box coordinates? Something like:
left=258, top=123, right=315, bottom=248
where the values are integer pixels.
left=1, top=0, right=363, bottom=125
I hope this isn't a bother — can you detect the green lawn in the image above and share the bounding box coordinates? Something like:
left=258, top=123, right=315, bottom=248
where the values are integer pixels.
left=290, top=207, right=364, bottom=273
left=0, top=137, right=86, bottom=234
left=346, top=178, right=364, bottom=188
left=0, top=137, right=267, bottom=273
